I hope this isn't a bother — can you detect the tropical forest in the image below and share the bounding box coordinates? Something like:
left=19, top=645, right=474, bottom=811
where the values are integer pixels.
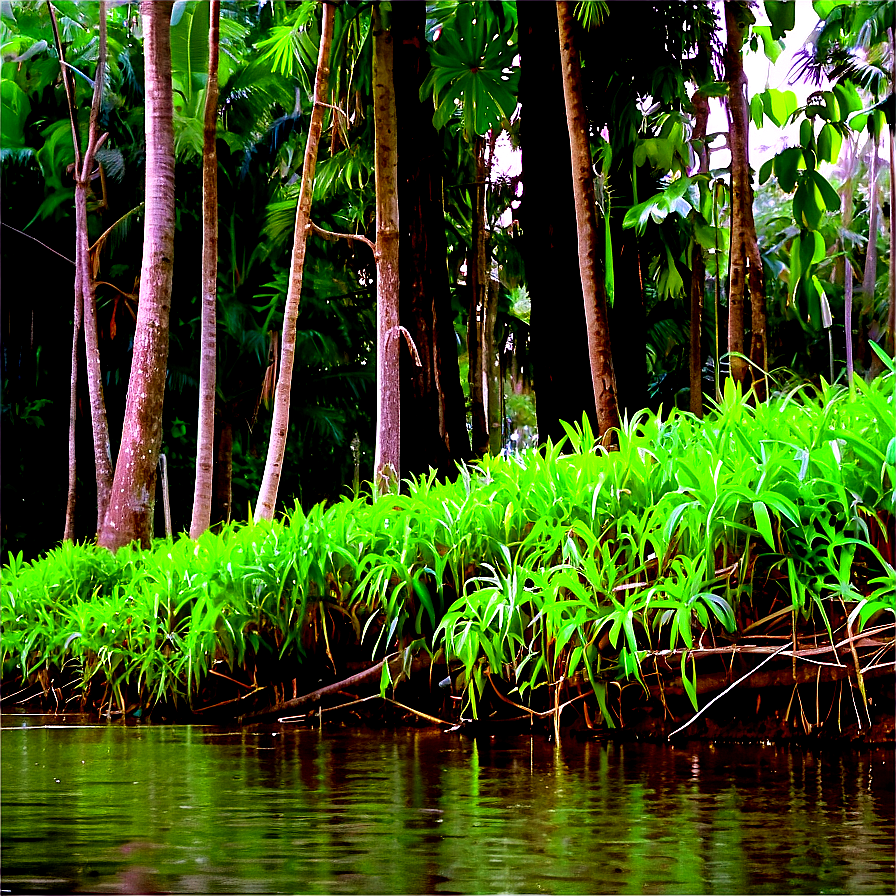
left=2, top=1, right=895, bottom=891
left=2, top=0, right=895, bottom=745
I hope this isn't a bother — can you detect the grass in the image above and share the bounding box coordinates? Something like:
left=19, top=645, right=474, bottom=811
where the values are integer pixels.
left=2, top=373, right=894, bottom=724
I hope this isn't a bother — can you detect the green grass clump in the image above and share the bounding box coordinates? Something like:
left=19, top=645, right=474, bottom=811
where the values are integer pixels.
left=3, top=374, right=894, bottom=720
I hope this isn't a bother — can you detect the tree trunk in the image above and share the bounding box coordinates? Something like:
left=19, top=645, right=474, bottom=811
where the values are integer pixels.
left=372, top=2, right=400, bottom=493
left=97, top=0, right=176, bottom=551
left=190, top=0, right=220, bottom=539
left=517, top=0, right=595, bottom=445
left=51, top=0, right=114, bottom=537
left=485, top=277, right=502, bottom=454
left=861, top=139, right=880, bottom=311
left=886, top=123, right=895, bottom=360
left=254, top=3, right=334, bottom=520
left=690, top=87, right=711, bottom=418
left=211, top=415, right=233, bottom=528
left=839, top=136, right=858, bottom=383
left=468, top=136, right=490, bottom=457
left=65, top=271, right=82, bottom=542
left=393, top=1, right=470, bottom=479
left=556, top=0, right=620, bottom=440
left=724, top=1, right=766, bottom=398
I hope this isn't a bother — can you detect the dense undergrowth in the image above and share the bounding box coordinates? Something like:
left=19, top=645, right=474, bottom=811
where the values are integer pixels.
left=2, top=375, right=894, bottom=729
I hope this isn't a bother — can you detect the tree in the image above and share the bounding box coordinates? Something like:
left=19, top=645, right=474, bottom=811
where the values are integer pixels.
left=371, top=1, right=400, bottom=492
left=556, top=0, right=620, bottom=440
left=393, top=1, right=471, bottom=480
left=98, top=0, right=176, bottom=551
left=254, top=1, right=335, bottom=521
left=49, top=1, right=114, bottom=538
left=189, top=0, right=220, bottom=539
left=724, top=0, right=767, bottom=398
left=517, top=1, right=595, bottom=444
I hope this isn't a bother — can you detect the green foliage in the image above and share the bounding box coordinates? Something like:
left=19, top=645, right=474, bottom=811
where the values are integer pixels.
left=420, top=1, right=519, bottom=139
left=4, top=374, right=893, bottom=720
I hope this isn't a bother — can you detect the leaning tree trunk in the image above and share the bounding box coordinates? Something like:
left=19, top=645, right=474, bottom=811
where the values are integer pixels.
left=518, top=0, right=595, bottom=444
left=556, top=0, right=620, bottom=440
left=690, top=86, right=710, bottom=418
left=393, top=0, right=470, bottom=479
left=372, top=1, right=401, bottom=492
left=51, top=0, right=114, bottom=538
left=97, top=0, right=176, bottom=551
left=190, top=0, right=220, bottom=539
left=254, top=3, right=334, bottom=520
left=724, top=0, right=767, bottom=399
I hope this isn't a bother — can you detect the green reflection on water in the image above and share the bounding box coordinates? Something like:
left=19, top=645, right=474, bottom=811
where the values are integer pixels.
left=1, top=716, right=893, bottom=895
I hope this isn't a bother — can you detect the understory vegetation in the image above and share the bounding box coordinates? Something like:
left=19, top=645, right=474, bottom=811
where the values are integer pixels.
left=3, top=373, right=894, bottom=736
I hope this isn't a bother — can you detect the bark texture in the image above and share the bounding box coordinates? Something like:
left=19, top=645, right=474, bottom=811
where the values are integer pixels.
left=51, top=0, right=113, bottom=537
left=372, top=2, right=400, bottom=492
left=98, top=0, right=175, bottom=551
left=393, top=1, right=470, bottom=479
left=468, top=137, right=490, bottom=457
left=517, top=0, right=595, bottom=445
left=689, top=87, right=710, bottom=418
left=254, top=3, right=334, bottom=520
left=190, top=0, right=220, bottom=539
left=724, top=1, right=767, bottom=398
left=556, top=0, right=620, bottom=440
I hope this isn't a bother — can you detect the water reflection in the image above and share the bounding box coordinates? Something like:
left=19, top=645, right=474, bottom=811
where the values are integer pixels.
left=2, top=715, right=893, bottom=894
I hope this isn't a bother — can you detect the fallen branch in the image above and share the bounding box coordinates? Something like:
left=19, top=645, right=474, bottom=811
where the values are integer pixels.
left=668, top=643, right=791, bottom=738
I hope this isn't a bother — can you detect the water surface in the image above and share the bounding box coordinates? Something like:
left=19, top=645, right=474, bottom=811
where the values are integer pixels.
left=2, top=714, right=893, bottom=894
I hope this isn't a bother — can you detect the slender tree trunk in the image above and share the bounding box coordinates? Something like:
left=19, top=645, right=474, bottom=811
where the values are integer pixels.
left=556, top=0, right=620, bottom=440
left=65, top=274, right=82, bottom=541
left=254, top=3, right=334, bottom=519
left=372, top=2, right=401, bottom=492
left=690, top=87, right=710, bottom=418
left=51, top=0, right=114, bottom=536
left=725, top=1, right=766, bottom=397
left=190, top=0, right=220, bottom=539
left=485, top=277, right=502, bottom=454
left=468, top=136, right=490, bottom=457
left=861, top=139, right=880, bottom=310
left=98, top=0, right=176, bottom=551
left=393, top=0, right=470, bottom=479
left=887, top=124, right=895, bottom=359
left=517, top=0, right=595, bottom=444
left=840, top=136, right=858, bottom=383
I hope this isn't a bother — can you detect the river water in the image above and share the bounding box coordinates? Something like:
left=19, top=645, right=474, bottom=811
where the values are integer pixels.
left=1, top=714, right=893, bottom=895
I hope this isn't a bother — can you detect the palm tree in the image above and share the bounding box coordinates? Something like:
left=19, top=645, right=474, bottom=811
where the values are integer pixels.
left=254, top=1, right=335, bottom=521
left=98, top=0, right=176, bottom=551
left=190, top=0, right=221, bottom=539
left=556, top=0, right=620, bottom=440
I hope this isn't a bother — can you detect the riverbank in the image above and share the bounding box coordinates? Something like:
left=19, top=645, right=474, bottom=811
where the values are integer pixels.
left=3, top=377, right=894, bottom=742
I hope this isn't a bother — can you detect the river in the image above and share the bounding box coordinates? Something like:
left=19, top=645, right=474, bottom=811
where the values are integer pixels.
left=1, top=713, right=893, bottom=894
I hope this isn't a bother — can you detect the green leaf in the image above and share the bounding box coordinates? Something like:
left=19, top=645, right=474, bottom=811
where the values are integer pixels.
left=752, top=501, right=775, bottom=548
left=764, top=0, right=795, bottom=40
left=753, top=25, right=784, bottom=63
left=793, top=177, right=824, bottom=230
left=774, top=146, right=802, bottom=193
left=758, top=157, right=774, bottom=185
left=832, top=82, right=862, bottom=117
left=810, top=170, right=840, bottom=212
left=750, top=92, right=765, bottom=128
left=816, top=123, right=842, bottom=164
left=799, top=229, right=825, bottom=271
